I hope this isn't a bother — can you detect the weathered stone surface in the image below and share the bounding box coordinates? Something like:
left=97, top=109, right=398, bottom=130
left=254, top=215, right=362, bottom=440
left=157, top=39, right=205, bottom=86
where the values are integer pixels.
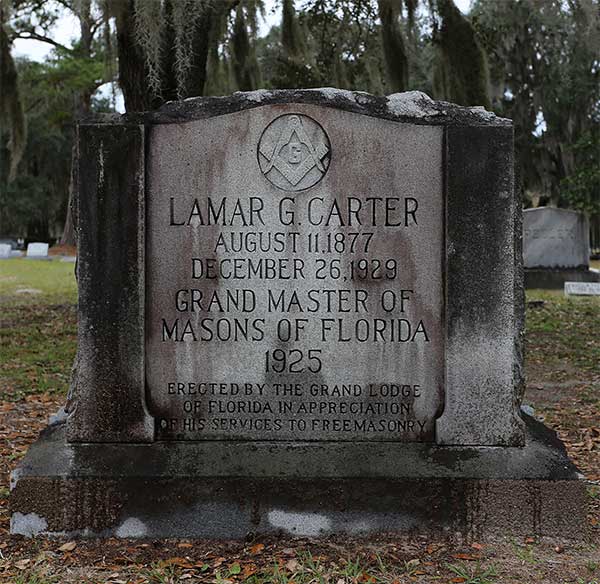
left=10, top=415, right=585, bottom=538
left=146, top=104, right=444, bottom=441
left=0, top=244, right=11, bottom=259
left=436, top=126, right=524, bottom=446
left=524, top=208, right=589, bottom=269
left=66, top=124, right=153, bottom=442
left=84, top=89, right=511, bottom=128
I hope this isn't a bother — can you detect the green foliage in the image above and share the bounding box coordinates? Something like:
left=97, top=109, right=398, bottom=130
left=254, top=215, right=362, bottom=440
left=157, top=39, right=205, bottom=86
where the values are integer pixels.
left=472, top=0, right=599, bottom=205
left=0, top=53, right=108, bottom=240
left=561, top=131, right=600, bottom=217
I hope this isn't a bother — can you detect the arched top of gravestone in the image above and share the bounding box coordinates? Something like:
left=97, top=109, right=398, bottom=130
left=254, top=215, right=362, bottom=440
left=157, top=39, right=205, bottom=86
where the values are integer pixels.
left=80, top=89, right=511, bottom=128
left=524, top=207, right=583, bottom=217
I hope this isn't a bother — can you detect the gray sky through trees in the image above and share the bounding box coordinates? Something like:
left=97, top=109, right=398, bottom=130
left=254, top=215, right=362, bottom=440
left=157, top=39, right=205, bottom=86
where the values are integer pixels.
left=13, top=0, right=473, bottom=61
left=10, top=0, right=472, bottom=112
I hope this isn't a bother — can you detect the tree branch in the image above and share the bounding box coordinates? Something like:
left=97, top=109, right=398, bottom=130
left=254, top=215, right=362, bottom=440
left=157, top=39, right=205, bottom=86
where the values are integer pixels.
left=14, top=31, right=72, bottom=53
left=90, top=17, right=103, bottom=40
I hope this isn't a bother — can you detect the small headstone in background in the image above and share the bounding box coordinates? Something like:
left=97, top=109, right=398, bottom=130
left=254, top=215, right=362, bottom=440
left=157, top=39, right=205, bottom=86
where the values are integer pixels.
left=25, top=242, right=49, bottom=258
left=524, top=207, right=588, bottom=269
left=523, top=207, right=600, bottom=288
left=0, top=244, right=11, bottom=259
left=564, top=281, right=600, bottom=296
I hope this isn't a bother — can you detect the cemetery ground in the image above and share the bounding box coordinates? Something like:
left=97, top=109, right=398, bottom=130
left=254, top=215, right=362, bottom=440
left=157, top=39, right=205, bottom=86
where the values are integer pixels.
left=0, top=259, right=598, bottom=584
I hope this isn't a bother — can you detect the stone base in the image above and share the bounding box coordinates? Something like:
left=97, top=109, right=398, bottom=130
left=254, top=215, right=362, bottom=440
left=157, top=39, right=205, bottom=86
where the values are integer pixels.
left=525, top=268, right=600, bottom=289
left=11, top=415, right=585, bottom=539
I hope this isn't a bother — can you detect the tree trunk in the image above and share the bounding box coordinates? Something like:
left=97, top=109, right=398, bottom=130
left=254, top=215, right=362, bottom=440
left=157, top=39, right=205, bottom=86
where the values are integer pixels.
left=378, top=0, right=409, bottom=93
left=433, top=0, right=491, bottom=108
left=113, top=0, right=159, bottom=111
left=60, top=0, right=93, bottom=248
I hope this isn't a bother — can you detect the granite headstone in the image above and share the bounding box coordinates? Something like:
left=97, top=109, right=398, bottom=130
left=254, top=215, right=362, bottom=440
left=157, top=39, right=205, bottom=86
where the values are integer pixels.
left=524, top=207, right=589, bottom=268
left=11, top=90, right=585, bottom=539
left=0, top=244, right=11, bottom=259
left=523, top=207, right=600, bottom=288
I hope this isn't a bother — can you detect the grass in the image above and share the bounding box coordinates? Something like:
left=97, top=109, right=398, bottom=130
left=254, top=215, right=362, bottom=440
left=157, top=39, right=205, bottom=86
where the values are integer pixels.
left=525, top=289, right=600, bottom=374
left=0, top=258, right=77, bottom=302
left=446, top=562, right=498, bottom=584
left=0, top=259, right=77, bottom=401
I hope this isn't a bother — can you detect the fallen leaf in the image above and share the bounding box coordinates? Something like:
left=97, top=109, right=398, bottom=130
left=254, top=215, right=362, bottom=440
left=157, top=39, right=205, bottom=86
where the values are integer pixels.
left=451, top=579, right=467, bottom=583
left=15, top=559, right=31, bottom=570
left=250, top=543, right=265, bottom=554
left=163, top=557, right=194, bottom=568
left=471, top=542, right=484, bottom=550
left=286, top=559, right=300, bottom=572
left=452, top=553, right=479, bottom=561
left=58, top=541, right=77, bottom=552
left=177, top=542, right=193, bottom=548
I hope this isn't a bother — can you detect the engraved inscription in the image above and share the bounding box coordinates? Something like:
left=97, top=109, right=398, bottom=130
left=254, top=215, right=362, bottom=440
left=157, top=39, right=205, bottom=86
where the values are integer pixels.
left=146, top=105, right=444, bottom=442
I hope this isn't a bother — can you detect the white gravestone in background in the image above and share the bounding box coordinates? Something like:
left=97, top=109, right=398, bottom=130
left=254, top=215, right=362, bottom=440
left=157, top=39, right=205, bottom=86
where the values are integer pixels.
left=0, top=244, right=11, bottom=259
left=523, top=208, right=589, bottom=269
left=564, top=282, right=600, bottom=296
left=26, top=243, right=49, bottom=258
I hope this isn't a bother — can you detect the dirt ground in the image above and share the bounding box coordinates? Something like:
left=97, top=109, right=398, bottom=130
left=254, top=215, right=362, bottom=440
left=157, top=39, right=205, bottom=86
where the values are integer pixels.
left=0, top=287, right=598, bottom=583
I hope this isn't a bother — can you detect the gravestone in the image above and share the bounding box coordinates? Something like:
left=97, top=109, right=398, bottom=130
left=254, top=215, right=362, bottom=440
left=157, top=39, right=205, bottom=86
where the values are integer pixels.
left=11, top=90, right=584, bottom=539
left=524, top=207, right=600, bottom=288
left=0, top=244, right=11, bottom=259
left=565, top=281, right=600, bottom=296
left=25, top=242, right=49, bottom=259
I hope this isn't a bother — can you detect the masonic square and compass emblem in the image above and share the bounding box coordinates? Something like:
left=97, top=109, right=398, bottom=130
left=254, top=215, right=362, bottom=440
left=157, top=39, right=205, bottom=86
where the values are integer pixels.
left=257, top=114, right=331, bottom=191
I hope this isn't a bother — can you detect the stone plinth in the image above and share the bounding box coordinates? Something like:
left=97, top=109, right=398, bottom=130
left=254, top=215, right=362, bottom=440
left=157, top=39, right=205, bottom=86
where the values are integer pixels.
left=11, top=414, right=585, bottom=538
